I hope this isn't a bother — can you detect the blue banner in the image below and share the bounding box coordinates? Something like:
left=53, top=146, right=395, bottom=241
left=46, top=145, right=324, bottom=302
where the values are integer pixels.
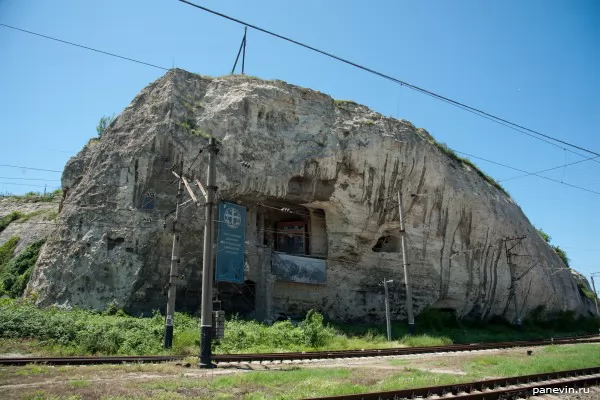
left=216, top=202, right=246, bottom=283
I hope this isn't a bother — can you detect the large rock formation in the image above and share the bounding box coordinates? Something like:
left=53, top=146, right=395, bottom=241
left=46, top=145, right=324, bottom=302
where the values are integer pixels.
left=27, top=69, right=597, bottom=321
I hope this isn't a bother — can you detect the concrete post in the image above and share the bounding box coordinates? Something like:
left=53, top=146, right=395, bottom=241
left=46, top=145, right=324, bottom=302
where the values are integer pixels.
left=383, top=278, right=393, bottom=341
left=163, top=162, right=183, bottom=349
left=397, top=191, right=415, bottom=335
left=199, top=138, right=218, bottom=368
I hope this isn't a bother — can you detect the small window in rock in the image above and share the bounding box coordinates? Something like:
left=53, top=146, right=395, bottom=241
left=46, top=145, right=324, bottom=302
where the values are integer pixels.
left=141, top=191, right=156, bottom=210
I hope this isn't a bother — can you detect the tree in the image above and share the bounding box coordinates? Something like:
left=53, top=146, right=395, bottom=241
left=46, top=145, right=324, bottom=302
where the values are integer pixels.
left=96, top=114, right=115, bottom=137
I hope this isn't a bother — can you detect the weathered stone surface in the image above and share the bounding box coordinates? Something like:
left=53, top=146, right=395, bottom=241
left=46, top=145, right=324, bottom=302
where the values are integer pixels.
left=0, top=200, right=57, bottom=254
left=26, top=69, right=597, bottom=321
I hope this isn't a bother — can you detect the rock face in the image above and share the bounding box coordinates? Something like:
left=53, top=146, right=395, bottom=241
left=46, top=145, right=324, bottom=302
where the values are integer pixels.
left=27, top=69, right=597, bottom=321
left=0, top=199, right=58, bottom=254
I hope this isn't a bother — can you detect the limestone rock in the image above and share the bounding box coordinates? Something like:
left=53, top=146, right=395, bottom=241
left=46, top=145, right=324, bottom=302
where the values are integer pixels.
left=0, top=199, right=58, bottom=254
left=26, top=69, right=597, bottom=321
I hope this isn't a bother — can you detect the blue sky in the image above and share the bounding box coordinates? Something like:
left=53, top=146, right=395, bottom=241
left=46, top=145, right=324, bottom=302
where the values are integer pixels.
left=0, top=0, right=598, bottom=281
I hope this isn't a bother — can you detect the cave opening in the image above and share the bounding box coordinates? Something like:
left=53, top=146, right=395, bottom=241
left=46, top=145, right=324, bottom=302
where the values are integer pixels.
left=372, top=235, right=400, bottom=253
left=257, top=203, right=327, bottom=258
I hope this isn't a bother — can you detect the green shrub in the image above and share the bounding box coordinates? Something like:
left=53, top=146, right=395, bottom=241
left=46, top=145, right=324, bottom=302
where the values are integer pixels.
left=0, top=239, right=45, bottom=297
left=0, top=236, right=19, bottom=270
left=552, top=245, right=570, bottom=267
left=415, top=308, right=464, bottom=332
left=300, top=310, right=335, bottom=348
left=578, top=283, right=597, bottom=301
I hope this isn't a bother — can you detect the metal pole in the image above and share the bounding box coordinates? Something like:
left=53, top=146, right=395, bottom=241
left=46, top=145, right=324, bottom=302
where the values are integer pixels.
left=397, top=191, right=415, bottom=335
left=241, top=26, right=247, bottom=75
left=591, top=275, right=599, bottom=316
left=199, top=137, right=218, bottom=368
left=164, top=162, right=183, bottom=349
left=383, top=278, right=392, bottom=341
left=505, top=239, right=522, bottom=331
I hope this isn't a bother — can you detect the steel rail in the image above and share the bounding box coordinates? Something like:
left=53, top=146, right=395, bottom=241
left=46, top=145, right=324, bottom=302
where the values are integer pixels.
left=0, top=335, right=597, bottom=366
left=212, top=336, right=600, bottom=363
left=0, top=355, right=186, bottom=366
left=301, top=367, right=600, bottom=400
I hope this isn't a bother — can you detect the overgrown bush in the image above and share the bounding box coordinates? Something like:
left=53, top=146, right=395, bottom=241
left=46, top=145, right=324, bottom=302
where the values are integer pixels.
left=578, top=283, right=597, bottom=301
left=0, top=300, right=198, bottom=355
left=300, top=309, right=335, bottom=348
left=415, top=308, right=461, bottom=331
left=0, top=239, right=45, bottom=297
left=0, top=236, right=19, bottom=269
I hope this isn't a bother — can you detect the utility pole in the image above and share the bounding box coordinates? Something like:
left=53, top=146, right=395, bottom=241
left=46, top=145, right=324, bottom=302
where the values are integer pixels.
left=397, top=191, right=415, bottom=335
left=383, top=278, right=394, bottom=341
left=504, top=236, right=526, bottom=331
left=591, top=274, right=599, bottom=316
left=164, top=161, right=184, bottom=349
left=199, top=137, right=218, bottom=368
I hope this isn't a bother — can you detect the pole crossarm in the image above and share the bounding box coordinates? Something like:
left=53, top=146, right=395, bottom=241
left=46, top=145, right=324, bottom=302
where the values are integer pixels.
left=195, top=179, right=208, bottom=200
left=181, top=176, right=199, bottom=205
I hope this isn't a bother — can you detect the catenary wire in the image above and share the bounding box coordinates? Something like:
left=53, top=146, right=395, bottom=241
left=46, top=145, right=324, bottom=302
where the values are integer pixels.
left=0, top=23, right=169, bottom=71
left=0, top=164, right=62, bottom=173
left=455, top=151, right=600, bottom=195
left=176, top=0, right=600, bottom=158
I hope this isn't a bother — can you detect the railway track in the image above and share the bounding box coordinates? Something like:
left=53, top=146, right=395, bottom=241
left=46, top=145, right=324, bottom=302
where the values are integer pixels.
left=300, top=366, right=600, bottom=400
left=0, top=335, right=597, bottom=366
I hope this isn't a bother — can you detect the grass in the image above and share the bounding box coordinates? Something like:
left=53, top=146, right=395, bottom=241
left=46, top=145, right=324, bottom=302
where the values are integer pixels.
left=0, top=211, right=24, bottom=233
left=15, top=209, right=57, bottom=222
left=333, top=308, right=600, bottom=345
left=175, top=120, right=211, bottom=139
left=3, top=344, right=598, bottom=400
left=0, top=189, right=62, bottom=204
left=1, top=302, right=598, bottom=361
left=333, top=99, right=359, bottom=106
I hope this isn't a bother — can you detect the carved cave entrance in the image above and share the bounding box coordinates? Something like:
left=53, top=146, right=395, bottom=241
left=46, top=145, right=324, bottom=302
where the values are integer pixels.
left=259, top=203, right=327, bottom=258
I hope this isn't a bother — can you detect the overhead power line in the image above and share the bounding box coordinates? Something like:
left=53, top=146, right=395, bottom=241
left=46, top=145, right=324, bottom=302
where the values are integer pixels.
left=0, top=164, right=62, bottom=173
left=456, top=151, right=600, bottom=195
left=0, top=182, right=60, bottom=188
left=176, top=0, right=599, bottom=159
left=0, top=176, right=61, bottom=181
left=0, top=23, right=169, bottom=71
left=499, top=155, right=600, bottom=183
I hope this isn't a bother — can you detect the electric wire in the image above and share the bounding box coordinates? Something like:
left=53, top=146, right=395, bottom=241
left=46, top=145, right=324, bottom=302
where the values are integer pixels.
left=456, top=151, right=600, bottom=195
left=0, top=177, right=61, bottom=182
left=0, top=23, right=169, bottom=71
left=498, top=155, right=600, bottom=183
left=176, top=0, right=600, bottom=158
left=0, top=164, right=61, bottom=173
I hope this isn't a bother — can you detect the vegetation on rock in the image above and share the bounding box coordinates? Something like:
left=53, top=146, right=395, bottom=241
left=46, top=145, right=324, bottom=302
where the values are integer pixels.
left=537, top=228, right=570, bottom=267
left=0, top=189, right=62, bottom=203
left=432, top=142, right=510, bottom=196
left=0, top=239, right=45, bottom=298
left=96, top=114, right=115, bottom=137
left=0, top=236, right=19, bottom=271
left=0, top=212, right=23, bottom=233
